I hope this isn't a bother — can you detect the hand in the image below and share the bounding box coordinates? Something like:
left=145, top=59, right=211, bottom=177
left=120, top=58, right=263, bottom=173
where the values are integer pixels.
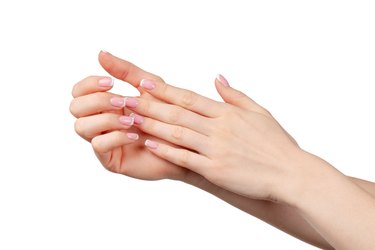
left=122, top=76, right=307, bottom=202
left=69, top=51, right=188, bottom=180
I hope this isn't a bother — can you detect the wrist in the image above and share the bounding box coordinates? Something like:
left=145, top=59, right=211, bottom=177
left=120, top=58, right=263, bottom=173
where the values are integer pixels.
left=276, top=150, right=344, bottom=207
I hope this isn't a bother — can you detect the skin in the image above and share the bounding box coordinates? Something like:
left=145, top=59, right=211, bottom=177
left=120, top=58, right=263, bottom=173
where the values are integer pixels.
left=70, top=51, right=375, bottom=249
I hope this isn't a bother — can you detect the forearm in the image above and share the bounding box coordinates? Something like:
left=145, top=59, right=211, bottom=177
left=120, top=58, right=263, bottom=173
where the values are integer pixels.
left=289, top=154, right=375, bottom=250
left=182, top=171, right=334, bottom=249
left=182, top=168, right=375, bottom=250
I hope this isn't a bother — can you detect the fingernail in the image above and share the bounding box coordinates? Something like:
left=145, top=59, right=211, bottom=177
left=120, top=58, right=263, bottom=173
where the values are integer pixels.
left=119, top=116, right=134, bottom=126
left=130, top=113, right=144, bottom=124
left=140, top=79, right=156, bottom=90
left=127, top=133, right=139, bottom=140
left=125, top=97, right=139, bottom=108
left=110, top=97, right=126, bottom=107
left=216, top=74, right=230, bottom=87
left=98, top=77, right=114, bottom=87
left=145, top=139, right=158, bottom=149
left=101, top=50, right=110, bottom=54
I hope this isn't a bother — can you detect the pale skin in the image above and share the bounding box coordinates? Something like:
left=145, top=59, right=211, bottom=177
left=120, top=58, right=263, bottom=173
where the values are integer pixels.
left=70, top=51, right=375, bottom=250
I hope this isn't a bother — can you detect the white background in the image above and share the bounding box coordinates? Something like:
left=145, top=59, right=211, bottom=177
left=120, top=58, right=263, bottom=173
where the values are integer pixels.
left=0, top=0, right=374, bottom=249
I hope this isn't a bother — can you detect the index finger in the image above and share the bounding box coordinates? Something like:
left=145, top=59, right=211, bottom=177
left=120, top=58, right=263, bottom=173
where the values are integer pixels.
left=139, top=79, right=224, bottom=117
left=98, top=51, right=163, bottom=89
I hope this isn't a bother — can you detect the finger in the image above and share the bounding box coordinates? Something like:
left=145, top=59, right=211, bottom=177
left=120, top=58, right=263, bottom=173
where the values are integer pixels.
left=74, top=113, right=135, bottom=141
left=123, top=97, right=213, bottom=135
left=144, top=139, right=210, bottom=175
left=135, top=116, right=211, bottom=155
left=70, top=92, right=126, bottom=118
left=72, top=76, right=114, bottom=98
left=91, top=130, right=139, bottom=154
left=139, top=78, right=224, bottom=117
left=98, top=51, right=163, bottom=89
left=215, top=74, right=267, bottom=114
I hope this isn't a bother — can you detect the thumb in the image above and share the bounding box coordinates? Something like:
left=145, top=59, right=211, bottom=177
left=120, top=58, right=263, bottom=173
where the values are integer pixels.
left=215, top=74, right=261, bottom=111
left=98, top=50, right=164, bottom=89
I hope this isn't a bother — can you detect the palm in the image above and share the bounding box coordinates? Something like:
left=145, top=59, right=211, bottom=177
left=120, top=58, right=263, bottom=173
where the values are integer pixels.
left=96, top=92, right=187, bottom=180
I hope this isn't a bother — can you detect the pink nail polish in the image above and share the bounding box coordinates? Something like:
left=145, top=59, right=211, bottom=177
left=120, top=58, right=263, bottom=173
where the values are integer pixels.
left=140, top=79, right=156, bottom=90
left=125, top=97, right=139, bottom=108
left=119, top=116, right=134, bottom=126
left=130, top=113, right=144, bottom=124
left=110, top=97, right=126, bottom=107
left=145, top=139, right=158, bottom=149
left=127, top=133, right=139, bottom=140
left=98, top=77, right=114, bottom=87
left=216, top=74, right=230, bottom=87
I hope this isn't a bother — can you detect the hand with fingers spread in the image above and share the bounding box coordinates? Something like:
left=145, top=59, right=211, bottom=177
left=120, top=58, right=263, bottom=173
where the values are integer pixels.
left=121, top=75, right=308, bottom=202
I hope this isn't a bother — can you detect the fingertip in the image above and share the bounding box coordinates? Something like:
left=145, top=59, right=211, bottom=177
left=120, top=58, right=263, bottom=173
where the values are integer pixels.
left=140, top=79, right=156, bottom=91
left=126, top=133, right=139, bottom=141
left=145, top=139, right=159, bottom=150
left=98, top=50, right=113, bottom=69
left=216, top=74, right=230, bottom=87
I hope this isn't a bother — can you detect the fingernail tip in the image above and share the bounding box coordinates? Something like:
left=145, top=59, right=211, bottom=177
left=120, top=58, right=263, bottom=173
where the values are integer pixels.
left=216, top=74, right=230, bottom=87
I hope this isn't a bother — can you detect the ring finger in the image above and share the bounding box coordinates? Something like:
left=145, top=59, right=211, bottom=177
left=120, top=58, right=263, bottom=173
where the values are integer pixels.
left=74, top=113, right=135, bottom=141
left=70, top=92, right=129, bottom=118
left=137, top=116, right=211, bottom=155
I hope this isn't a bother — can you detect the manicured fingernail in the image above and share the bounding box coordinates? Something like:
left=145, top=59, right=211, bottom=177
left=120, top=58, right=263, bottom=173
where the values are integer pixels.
left=145, top=139, right=158, bottom=149
left=98, top=77, right=114, bottom=87
left=110, top=97, right=126, bottom=107
left=216, top=74, right=230, bottom=87
left=101, top=50, right=110, bottom=54
left=125, top=97, right=139, bottom=108
left=127, top=133, right=139, bottom=140
left=140, top=79, right=156, bottom=90
left=130, top=113, right=144, bottom=124
left=119, top=116, right=134, bottom=126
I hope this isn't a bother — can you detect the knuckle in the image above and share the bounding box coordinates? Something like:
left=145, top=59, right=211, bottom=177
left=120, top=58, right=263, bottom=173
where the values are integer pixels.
left=204, top=164, right=225, bottom=183
left=91, top=137, right=105, bottom=153
left=179, top=150, right=190, bottom=165
left=261, top=108, right=272, bottom=117
left=159, top=145, right=170, bottom=158
left=154, top=75, right=164, bottom=82
left=142, top=99, right=150, bottom=113
left=94, top=91, right=106, bottom=102
left=159, top=83, right=169, bottom=96
left=103, top=115, right=114, bottom=128
left=144, top=118, right=155, bottom=132
left=171, top=126, right=184, bottom=140
left=167, top=108, right=181, bottom=123
left=181, top=90, right=197, bottom=107
left=231, top=89, right=248, bottom=102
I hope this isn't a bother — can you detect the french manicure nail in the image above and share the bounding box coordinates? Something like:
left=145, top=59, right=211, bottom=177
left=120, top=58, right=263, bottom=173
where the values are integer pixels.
left=127, top=133, right=139, bottom=140
left=145, top=139, right=159, bottom=149
left=216, top=74, right=230, bottom=87
left=130, top=113, right=144, bottom=124
left=119, top=116, right=134, bottom=126
left=101, top=50, right=110, bottom=54
left=125, top=97, right=139, bottom=108
left=140, top=79, right=156, bottom=90
left=98, top=77, right=114, bottom=87
left=110, top=97, right=126, bottom=107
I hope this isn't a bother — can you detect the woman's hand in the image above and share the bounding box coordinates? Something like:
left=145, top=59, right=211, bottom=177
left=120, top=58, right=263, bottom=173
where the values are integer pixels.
left=124, top=76, right=319, bottom=203
left=69, top=52, right=189, bottom=181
